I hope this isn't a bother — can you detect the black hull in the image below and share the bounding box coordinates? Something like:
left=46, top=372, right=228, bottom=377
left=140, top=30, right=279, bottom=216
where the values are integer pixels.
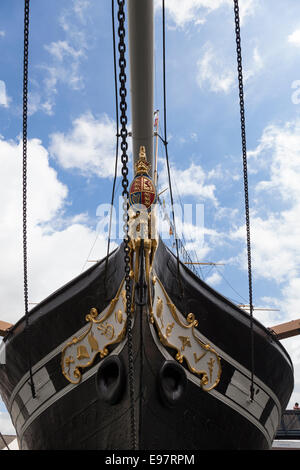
left=0, top=241, right=294, bottom=450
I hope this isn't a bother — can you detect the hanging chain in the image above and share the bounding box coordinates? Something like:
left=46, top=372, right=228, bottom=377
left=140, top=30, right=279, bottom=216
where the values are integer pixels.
left=117, top=0, right=137, bottom=450
left=23, top=0, right=35, bottom=398
left=233, top=0, right=255, bottom=401
left=23, top=0, right=29, bottom=324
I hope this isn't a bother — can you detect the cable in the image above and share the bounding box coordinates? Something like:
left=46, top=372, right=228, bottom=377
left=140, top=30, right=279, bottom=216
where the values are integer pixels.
left=172, top=177, right=204, bottom=279
left=103, top=0, right=120, bottom=293
left=215, top=264, right=249, bottom=303
left=81, top=1, right=120, bottom=277
left=161, top=0, right=184, bottom=301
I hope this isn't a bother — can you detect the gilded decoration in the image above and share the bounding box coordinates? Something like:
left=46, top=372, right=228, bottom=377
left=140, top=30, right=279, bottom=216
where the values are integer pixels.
left=61, top=280, right=127, bottom=384
left=152, top=278, right=221, bottom=391
left=127, top=145, right=159, bottom=322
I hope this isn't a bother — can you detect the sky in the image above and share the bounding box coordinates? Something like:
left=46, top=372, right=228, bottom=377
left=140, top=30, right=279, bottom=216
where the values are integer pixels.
left=0, top=0, right=300, bottom=437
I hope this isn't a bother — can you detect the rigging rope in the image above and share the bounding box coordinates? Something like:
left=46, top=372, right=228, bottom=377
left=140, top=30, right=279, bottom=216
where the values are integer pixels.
left=172, top=177, right=204, bottom=279
left=103, top=0, right=120, bottom=293
left=233, top=0, right=255, bottom=401
left=22, top=0, right=35, bottom=399
left=116, top=0, right=137, bottom=450
left=161, top=0, right=184, bottom=302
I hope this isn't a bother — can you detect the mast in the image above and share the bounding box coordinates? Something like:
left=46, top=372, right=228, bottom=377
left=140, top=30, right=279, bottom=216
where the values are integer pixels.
left=127, top=0, right=154, bottom=178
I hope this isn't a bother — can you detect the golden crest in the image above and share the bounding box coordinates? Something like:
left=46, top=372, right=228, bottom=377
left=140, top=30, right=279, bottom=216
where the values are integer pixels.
left=134, top=145, right=151, bottom=175
left=130, top=146, right=156, bottom=210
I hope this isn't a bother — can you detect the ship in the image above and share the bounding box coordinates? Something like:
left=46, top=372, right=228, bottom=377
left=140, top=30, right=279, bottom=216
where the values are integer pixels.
left=0, top=0, right=294, bottom=450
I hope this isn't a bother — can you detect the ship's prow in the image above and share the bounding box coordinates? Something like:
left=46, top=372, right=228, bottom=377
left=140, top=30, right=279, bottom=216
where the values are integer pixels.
left=0, top=239, right=294, bottom=450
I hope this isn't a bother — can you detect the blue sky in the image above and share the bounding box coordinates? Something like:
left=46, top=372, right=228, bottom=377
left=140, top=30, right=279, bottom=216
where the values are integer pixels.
left=0, top=0, right=300, bottom=435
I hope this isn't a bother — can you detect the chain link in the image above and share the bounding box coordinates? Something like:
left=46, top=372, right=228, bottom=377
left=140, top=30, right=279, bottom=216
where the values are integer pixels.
left=23, top=0, right=29, bottom=320
left=23, top=0, right=35, bottom=398
left=233, top=0, right=254, bottom=401
left=117, top=0, right=137, bottom=450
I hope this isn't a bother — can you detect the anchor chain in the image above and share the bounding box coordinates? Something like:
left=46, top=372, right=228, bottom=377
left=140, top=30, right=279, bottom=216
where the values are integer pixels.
left=233, top=0, right=255, bottom=401
left=117, top=0, right=137, bottom=450
left=23, top=0, right=35, bottom=398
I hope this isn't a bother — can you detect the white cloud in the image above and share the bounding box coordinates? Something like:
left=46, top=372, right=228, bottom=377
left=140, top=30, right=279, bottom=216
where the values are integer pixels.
left=45, top=40, right=84, bottom=62
left=0, top=31, right=5, bottom=37
left=156, top=157, right=234, bottom=265
left=215, top=118, right=300, bottom=409
left=159, top=160, right=218, bottom=204
left=0, top=136, right=115, bottom=324
left=244, top=46, right=264, bottom=81
left=72, top=0, right=90, bottom=23
left=155, top=0, right=257, bottom=28
left=0, top=80, right=10, bottom=108
left=254, top=122, right=300, bottom=202
left=196, top=43, right=263, bottom=94
left=231, top=119, right=300, bottom=286
left=0, top=138, right=67, bottom=228
left=42, top=38, right=86, bottom=95
left=28, top=92, right=53, bottom=116
left=280, top=278, right=300, bottom=322
left=232, top=211, right=300, bottom=285
left=288, top=29, right=300, bottom=47
left=253, top=47, right=263, bottom=70
left=43, top=2, right=89, bottom=94
left=30, top=1, right=91, bottom=115
left=237, top=0, right=258, bottom=24
left=228, top=121, right=299, bottom=406
left=49, top=112, right=120, bottom=178
left=0, top=411, right=15, bottom=435
left=205, top=270, right=222, bottom=286
left=196, top=43, right=235, bottom=94
left=0, top=130, right=118, bottom=433
left=60, top=0, right=90, bottom=31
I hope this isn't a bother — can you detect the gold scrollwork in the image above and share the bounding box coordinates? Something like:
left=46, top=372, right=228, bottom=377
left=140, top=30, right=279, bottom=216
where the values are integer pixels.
left=77, top=345, right=90, bottom=360
left=156, top=297, right=164, bottom=328
left=61, top=280, right=127, bottom=384
left=178, top=336, right=191, bottom=351
left=97, top=322, right=115, bottom=340
left=152, top=277, right=222, bottom=391
left=88, top=331, right=99, bottom=351
left=165, top=322, right=174, bottom=338
left=115, top=309, right=124, bottom=324
left=194, top=351, right=207, bottom=363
